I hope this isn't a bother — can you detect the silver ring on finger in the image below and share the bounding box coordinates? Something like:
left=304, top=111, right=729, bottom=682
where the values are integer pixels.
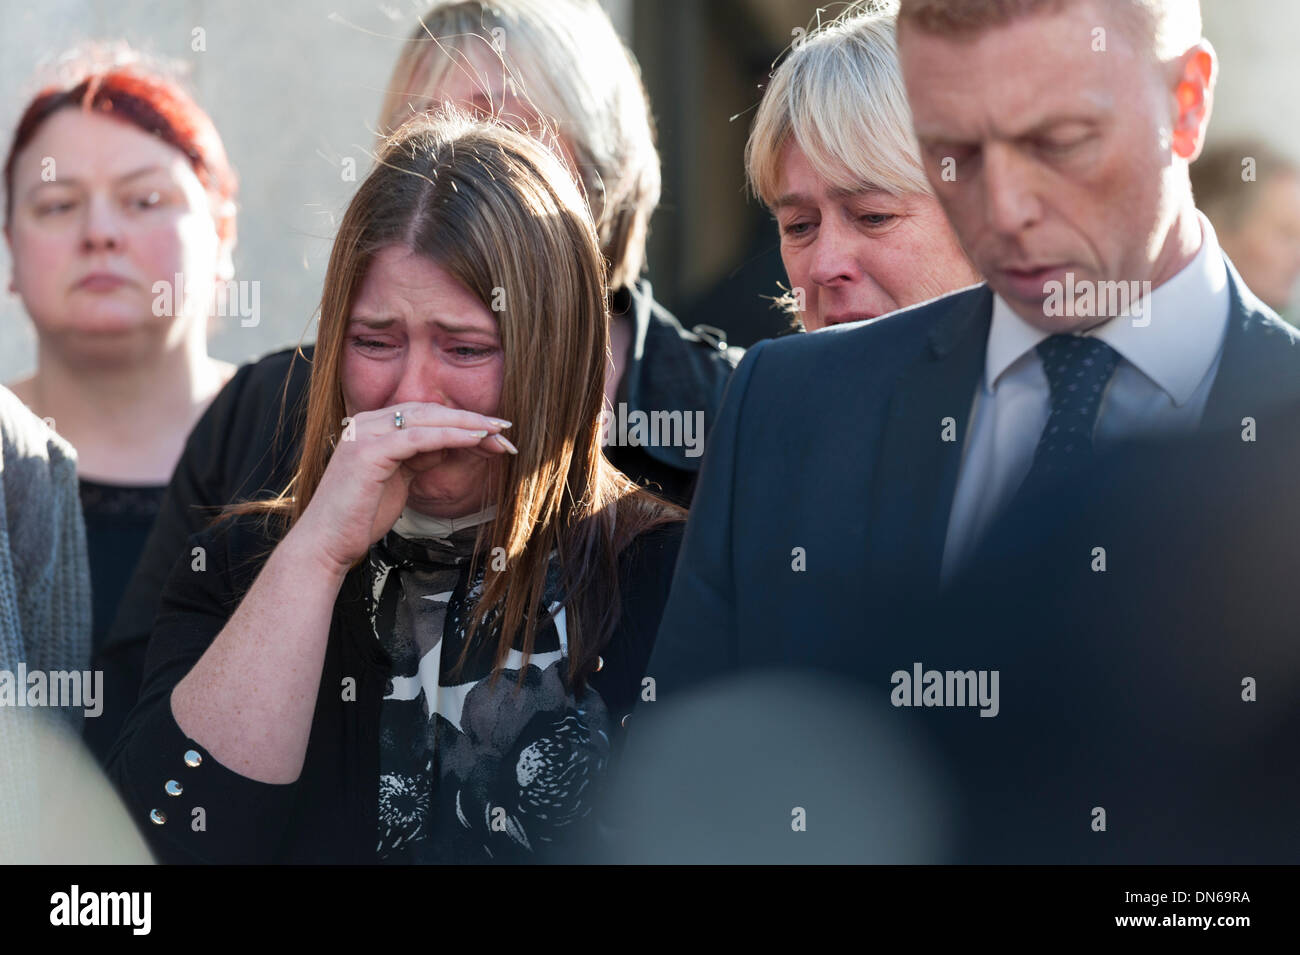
left=393, top=410, right=405, bottom=430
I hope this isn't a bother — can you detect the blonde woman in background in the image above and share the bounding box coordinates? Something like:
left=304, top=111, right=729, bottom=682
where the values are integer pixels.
left=745, top=1, right=980, bottom=330
left=379, top=0, right=742, bottom=504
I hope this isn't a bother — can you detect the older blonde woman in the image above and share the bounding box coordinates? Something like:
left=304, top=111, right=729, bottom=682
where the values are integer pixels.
left=378, top=0, right=740, bottom=503
left=108, top=111, right=685, bottom=864
left=746, top=1, right=979, bottom=330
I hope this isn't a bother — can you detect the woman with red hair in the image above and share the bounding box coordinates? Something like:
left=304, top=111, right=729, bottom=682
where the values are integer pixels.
left=2, top=46, right=241, bottom=761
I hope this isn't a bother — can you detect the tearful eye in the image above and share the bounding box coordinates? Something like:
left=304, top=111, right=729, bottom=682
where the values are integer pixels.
left=351, top=336, right=396, bottom=352
left=450, top=346, right=494, bottom=359
left=859, top=213, right=897, bottom=227
left=781, top=221, right=814, bottom=239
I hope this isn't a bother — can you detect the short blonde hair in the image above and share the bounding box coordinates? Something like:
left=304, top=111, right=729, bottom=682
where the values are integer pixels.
left=746, top=0, right=931, bottom=210
left=378, top=0, right=660, bottom=292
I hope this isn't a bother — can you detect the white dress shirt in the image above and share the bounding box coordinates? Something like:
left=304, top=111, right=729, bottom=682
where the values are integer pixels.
left=941, top=212, right=1232, bottom=582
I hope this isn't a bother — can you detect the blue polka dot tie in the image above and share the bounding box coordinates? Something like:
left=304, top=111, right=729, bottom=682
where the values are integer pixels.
left=1019, top=334, right=1121, bottom=492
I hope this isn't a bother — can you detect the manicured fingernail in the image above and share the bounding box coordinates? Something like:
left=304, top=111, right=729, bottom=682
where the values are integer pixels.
left=488, top=418, right=512, bottom=429
left=469, top=429, right=489, bottom=438
left=495, top=435, right=519, bottom=455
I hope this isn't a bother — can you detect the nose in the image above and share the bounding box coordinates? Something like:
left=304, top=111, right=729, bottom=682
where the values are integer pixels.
left=390, top=347, right=452, bottom=408
left=808, top=217, right=861, bottom=289
left=80, top=194, right=123, bottom=253
left=982, top=144, right=1042, bottom=237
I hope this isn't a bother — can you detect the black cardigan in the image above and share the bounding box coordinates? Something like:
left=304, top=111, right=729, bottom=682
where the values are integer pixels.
left=84, top=347, right=311, bottom=766
left=105, top=514, right=683, bottom=864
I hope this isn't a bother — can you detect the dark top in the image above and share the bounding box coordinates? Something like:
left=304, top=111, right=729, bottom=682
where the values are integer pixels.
left=605, top=280, right=744, bottom=506
left=96, top=280, right=737, bottom=768
left=681, top=232, right=800, bottom=347
left=634, top=258, right=1300, bottom=863
left=105, top=515, right=683, bottom=864
left=79, top=479, right=166, bottom=764
left=913, top=419, right=1300, bottom=863
left=649, top=258, right=1300, bottom=700
left=610, top=416, right=1300, bottom=864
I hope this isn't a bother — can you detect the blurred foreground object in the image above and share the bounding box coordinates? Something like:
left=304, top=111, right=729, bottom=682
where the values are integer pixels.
left=595, top=671, right=954, bottom=863
left=0, top=708, right=153, bottom=863
left=1193, top=138, right=1300, bottom=317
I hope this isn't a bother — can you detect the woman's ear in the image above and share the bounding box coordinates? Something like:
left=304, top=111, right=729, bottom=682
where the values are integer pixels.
left=214, top=197, right=237, bottom=282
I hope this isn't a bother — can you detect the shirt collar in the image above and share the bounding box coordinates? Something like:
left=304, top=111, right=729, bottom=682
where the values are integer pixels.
left=986, top=211, right=1231, bottom=407
left=391, top=504, right=497, bottom=541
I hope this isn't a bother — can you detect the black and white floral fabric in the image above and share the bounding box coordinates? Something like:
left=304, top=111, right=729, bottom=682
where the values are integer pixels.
left=367, top=520, right=612, bottom=863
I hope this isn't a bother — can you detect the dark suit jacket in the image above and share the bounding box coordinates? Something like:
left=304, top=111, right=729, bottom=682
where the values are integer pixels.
left=633, top=257, right=1300, bottom=863
left=650, top=258, right=1300, bottom=697
left=910, top=403, right=1300, bottom=863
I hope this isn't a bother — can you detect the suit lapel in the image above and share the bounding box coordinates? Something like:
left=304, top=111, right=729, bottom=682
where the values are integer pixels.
left=1201, top=255, right=1300, bottom=433
left=867, top=287, right=993, bottom=598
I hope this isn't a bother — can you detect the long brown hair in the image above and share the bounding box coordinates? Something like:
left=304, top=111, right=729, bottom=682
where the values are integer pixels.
left=230, top=109, right=682, bottom=689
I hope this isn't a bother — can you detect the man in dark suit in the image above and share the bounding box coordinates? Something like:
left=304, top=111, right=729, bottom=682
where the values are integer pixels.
left=651, top=0, right=1300, bottom=689
left=635, top=0, right=1300, bottom=863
